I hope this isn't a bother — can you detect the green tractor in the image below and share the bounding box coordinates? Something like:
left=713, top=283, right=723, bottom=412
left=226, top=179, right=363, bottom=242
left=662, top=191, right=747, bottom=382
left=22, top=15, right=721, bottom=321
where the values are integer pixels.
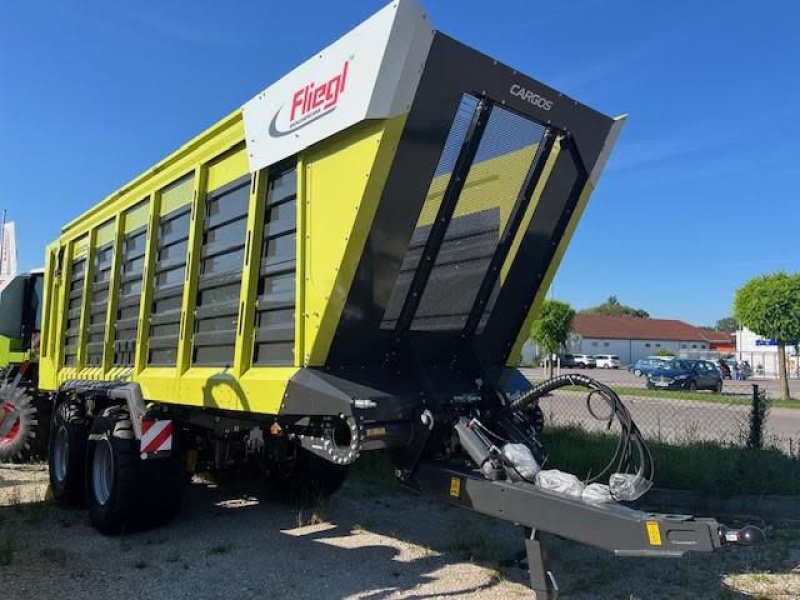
left=0, top=269, right=49, bottom=460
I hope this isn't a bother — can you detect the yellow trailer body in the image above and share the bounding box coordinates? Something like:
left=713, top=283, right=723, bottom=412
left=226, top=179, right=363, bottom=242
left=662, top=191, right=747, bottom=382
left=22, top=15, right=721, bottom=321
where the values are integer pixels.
left=37, top=0, right=623, bottom=425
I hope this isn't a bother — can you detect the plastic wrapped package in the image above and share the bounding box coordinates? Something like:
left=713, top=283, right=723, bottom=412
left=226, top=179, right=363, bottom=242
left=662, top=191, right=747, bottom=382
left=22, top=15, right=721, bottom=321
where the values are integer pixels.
left=581, top=483, right=614, bottom=504
left=609, top=472, right=653, bottom=501
left=534, top=469, right=585, bottom=498
left=501, top=443, right=541, bottom=481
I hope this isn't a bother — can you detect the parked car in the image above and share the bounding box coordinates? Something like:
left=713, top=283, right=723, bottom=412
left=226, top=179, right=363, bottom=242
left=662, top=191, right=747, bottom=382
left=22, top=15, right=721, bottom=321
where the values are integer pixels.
left=558, top=354, right=596, bottom=368
left=572, top=354, right=596, bottom=368
left=629, top=357, right=671, bottom=377
left=593, top=354, right=620, bottom=369
left=646, top=359, right=723, bottom=393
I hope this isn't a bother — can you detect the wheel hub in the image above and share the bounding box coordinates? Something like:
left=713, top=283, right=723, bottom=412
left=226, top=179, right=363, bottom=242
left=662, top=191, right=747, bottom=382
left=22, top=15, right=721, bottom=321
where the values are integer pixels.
left=0, top=385, right=37, bottom=460
left=52, top=425, right=69, bottom=482
left=92, top=438, right=114, bottom=506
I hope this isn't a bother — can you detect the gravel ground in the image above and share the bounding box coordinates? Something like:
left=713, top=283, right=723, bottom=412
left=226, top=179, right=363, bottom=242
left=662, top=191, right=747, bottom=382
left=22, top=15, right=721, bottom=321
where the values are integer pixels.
left=1, top=464, right=799, bottom=599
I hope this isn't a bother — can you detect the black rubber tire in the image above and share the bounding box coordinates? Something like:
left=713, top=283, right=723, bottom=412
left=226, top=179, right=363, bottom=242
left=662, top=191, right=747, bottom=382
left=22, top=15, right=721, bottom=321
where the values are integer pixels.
left=27, top=396, right=52, bottom=461
left=634, top=369, right=643, bottom=377
left=266, top=445, right=349, bottom=504
left=87, top=407, right=186, bottom=535
left=48, top=398, right=89, bottom=506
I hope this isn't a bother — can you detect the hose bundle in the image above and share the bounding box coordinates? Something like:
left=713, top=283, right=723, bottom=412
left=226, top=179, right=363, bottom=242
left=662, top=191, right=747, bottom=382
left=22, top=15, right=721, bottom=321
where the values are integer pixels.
left=507, top=373, right=654, bottom=500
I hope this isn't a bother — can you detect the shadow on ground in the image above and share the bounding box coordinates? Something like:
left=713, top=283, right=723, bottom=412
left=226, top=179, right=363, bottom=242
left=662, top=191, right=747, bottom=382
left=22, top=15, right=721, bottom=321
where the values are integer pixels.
left=1, top=465, right=798, bottom=599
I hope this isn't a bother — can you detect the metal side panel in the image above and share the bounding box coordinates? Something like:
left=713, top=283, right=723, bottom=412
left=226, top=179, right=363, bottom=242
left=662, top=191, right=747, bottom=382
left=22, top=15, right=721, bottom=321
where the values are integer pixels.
left=281, top=367, right=420, bottom=423
left=301, top=116, right=408, bottom=366
left=326, top=33, right=618, bottom=368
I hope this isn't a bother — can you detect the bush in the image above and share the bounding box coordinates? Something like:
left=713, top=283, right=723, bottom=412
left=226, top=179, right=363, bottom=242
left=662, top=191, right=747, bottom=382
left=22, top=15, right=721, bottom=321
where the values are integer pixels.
left=653, top=348, right=676, bottom=357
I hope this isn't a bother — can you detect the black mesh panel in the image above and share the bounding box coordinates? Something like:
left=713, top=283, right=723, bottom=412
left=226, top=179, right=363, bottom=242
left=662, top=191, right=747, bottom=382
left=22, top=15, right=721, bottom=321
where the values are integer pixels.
left=192, top=177, right=249, bottom=366
left=380, top=94, right=479, bottom=329
left=63, top=258, right=85, bottom=366
left=411, top=105, right=547, bottom=332
left=253, top=163, right=296, bottom=366
left=113, top=225, right=146, bottom=366
left=148, top=206, right=190, bottom=366
left=86, top=241, right=114, bottom=365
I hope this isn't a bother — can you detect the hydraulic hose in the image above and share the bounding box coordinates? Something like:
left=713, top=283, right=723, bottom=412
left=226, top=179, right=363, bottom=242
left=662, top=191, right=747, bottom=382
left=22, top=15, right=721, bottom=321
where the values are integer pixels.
left=507, top=373, right=654, bottom=499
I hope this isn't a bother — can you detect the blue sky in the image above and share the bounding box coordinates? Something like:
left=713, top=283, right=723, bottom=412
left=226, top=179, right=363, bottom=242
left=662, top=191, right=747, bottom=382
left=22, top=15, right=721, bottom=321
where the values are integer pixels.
left=2, top=1, right=798, bottom=327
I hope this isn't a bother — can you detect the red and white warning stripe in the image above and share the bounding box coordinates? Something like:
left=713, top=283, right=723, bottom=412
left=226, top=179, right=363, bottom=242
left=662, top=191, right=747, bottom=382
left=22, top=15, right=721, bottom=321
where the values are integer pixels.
left=140, top=419, right=173, bottom=455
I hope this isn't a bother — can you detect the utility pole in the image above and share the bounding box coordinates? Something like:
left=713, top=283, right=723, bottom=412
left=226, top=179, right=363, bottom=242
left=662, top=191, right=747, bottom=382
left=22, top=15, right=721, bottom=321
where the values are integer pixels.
left=0, top=209, right=6, bottom=275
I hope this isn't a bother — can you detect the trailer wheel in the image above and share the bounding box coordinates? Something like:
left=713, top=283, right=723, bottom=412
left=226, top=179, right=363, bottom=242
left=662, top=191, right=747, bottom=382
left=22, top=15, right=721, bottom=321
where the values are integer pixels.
left=27, top=396, right=52, bottom=461
left=48, top=399, right=88, bottom=506
left=87, top=408, right=186, bottom=535
left=266, top=445, right=349, bottom=503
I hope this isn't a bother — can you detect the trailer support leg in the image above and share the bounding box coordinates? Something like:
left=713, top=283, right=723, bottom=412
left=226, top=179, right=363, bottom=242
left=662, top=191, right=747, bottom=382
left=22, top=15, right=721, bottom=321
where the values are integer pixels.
left=524, top=528, right=558, bottom=599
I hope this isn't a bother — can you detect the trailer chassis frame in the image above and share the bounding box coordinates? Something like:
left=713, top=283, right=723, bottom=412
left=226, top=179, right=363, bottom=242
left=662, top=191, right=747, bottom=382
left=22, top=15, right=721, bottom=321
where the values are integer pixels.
left=410, top=461, right=724, bottom=599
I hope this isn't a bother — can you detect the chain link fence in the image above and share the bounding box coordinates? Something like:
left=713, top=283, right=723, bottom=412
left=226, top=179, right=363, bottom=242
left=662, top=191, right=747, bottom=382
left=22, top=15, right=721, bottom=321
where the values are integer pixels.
left=521, top=368, right=799, bottom=456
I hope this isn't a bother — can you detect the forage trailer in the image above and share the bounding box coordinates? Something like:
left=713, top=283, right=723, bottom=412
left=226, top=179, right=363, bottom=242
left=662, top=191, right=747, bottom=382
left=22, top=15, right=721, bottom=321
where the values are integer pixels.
left=28, top=1, right=761, bottom=596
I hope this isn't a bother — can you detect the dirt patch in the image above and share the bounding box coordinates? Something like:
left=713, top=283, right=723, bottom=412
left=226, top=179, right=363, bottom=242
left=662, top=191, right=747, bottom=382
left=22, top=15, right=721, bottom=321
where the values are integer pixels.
left=1, top=464, right=798, bottom=599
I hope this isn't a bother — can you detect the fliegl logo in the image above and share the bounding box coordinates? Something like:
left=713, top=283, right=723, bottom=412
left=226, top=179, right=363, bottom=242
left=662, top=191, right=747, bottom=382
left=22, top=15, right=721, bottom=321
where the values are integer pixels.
left=269, top=59, right=350, bottom=137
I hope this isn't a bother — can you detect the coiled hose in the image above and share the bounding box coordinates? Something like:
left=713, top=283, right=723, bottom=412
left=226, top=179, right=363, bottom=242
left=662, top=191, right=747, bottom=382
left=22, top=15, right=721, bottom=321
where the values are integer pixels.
left=507, top=373, right=654, bottom=495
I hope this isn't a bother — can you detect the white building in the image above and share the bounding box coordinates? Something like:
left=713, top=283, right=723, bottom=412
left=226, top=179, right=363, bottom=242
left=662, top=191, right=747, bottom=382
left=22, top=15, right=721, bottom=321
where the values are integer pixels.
left=735, top=328, right=799, bottom=379
left=521, top=314, right=734, bottom=366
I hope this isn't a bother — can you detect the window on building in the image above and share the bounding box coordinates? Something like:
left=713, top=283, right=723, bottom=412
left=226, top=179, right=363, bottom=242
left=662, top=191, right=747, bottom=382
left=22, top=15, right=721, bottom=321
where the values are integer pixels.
left=603, top=342, right=610, bottom=347
left=591, top=341, right=598, bottom=347
left=680, top=344, right=687, bottom=349
left=645, top=343, right=651, bottom=348
left=655, top=343, right=661, bottom=348
left=691, top=344, right=697, bottom=349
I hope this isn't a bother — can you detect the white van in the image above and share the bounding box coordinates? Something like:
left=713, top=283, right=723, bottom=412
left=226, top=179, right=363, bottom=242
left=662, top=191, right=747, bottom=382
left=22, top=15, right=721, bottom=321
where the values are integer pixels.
left=593, top=354, right=621, bottom=369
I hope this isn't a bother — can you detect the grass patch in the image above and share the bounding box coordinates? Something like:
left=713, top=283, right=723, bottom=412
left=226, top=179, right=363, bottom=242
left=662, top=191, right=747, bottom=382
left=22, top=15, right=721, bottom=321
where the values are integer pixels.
left=545, top=382, right=800, bottom=408
left=541, top=425, right=800, bottom=496
left=616, top=386, right=800, bottom=409
left=349, top=450, right=400, bottom=490
left=448, top=528, right=511, bottom=566
left=41, top=546, right=69, bottom=567
left=297, top=496, right=330, bottom=527
left=0, top=540, right=13, bottom=567
left=207, top=543, right=234, bottom=555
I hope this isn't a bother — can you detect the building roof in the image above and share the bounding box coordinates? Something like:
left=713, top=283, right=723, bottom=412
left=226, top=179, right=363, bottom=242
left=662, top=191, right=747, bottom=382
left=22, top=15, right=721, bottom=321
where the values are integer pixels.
left=572, top=314, right=734, bottom=343
left=698, top=329, right=735, bottom=344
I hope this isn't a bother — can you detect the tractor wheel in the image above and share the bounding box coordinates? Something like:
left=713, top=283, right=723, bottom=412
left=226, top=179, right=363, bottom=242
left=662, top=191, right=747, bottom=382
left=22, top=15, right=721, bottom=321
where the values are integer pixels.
left=87, top=407, right=186, bottom=535
left=48, top=398, right=89, bottom=506
left=266, top=444, right=349, bottom=504
left=0, top=385, right=38, bottom=462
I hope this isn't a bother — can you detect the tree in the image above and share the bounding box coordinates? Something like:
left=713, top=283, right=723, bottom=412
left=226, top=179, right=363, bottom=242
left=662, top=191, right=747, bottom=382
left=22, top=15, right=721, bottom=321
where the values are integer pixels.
left=580, top=295, right=649, bottom=319
left=531, top=300, right=576, bottom=378
left=654, top=348, right=676, bottom=357
left=734, top=272, right=800, bottom=401
left=714, top=316, right=739, bottom=332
